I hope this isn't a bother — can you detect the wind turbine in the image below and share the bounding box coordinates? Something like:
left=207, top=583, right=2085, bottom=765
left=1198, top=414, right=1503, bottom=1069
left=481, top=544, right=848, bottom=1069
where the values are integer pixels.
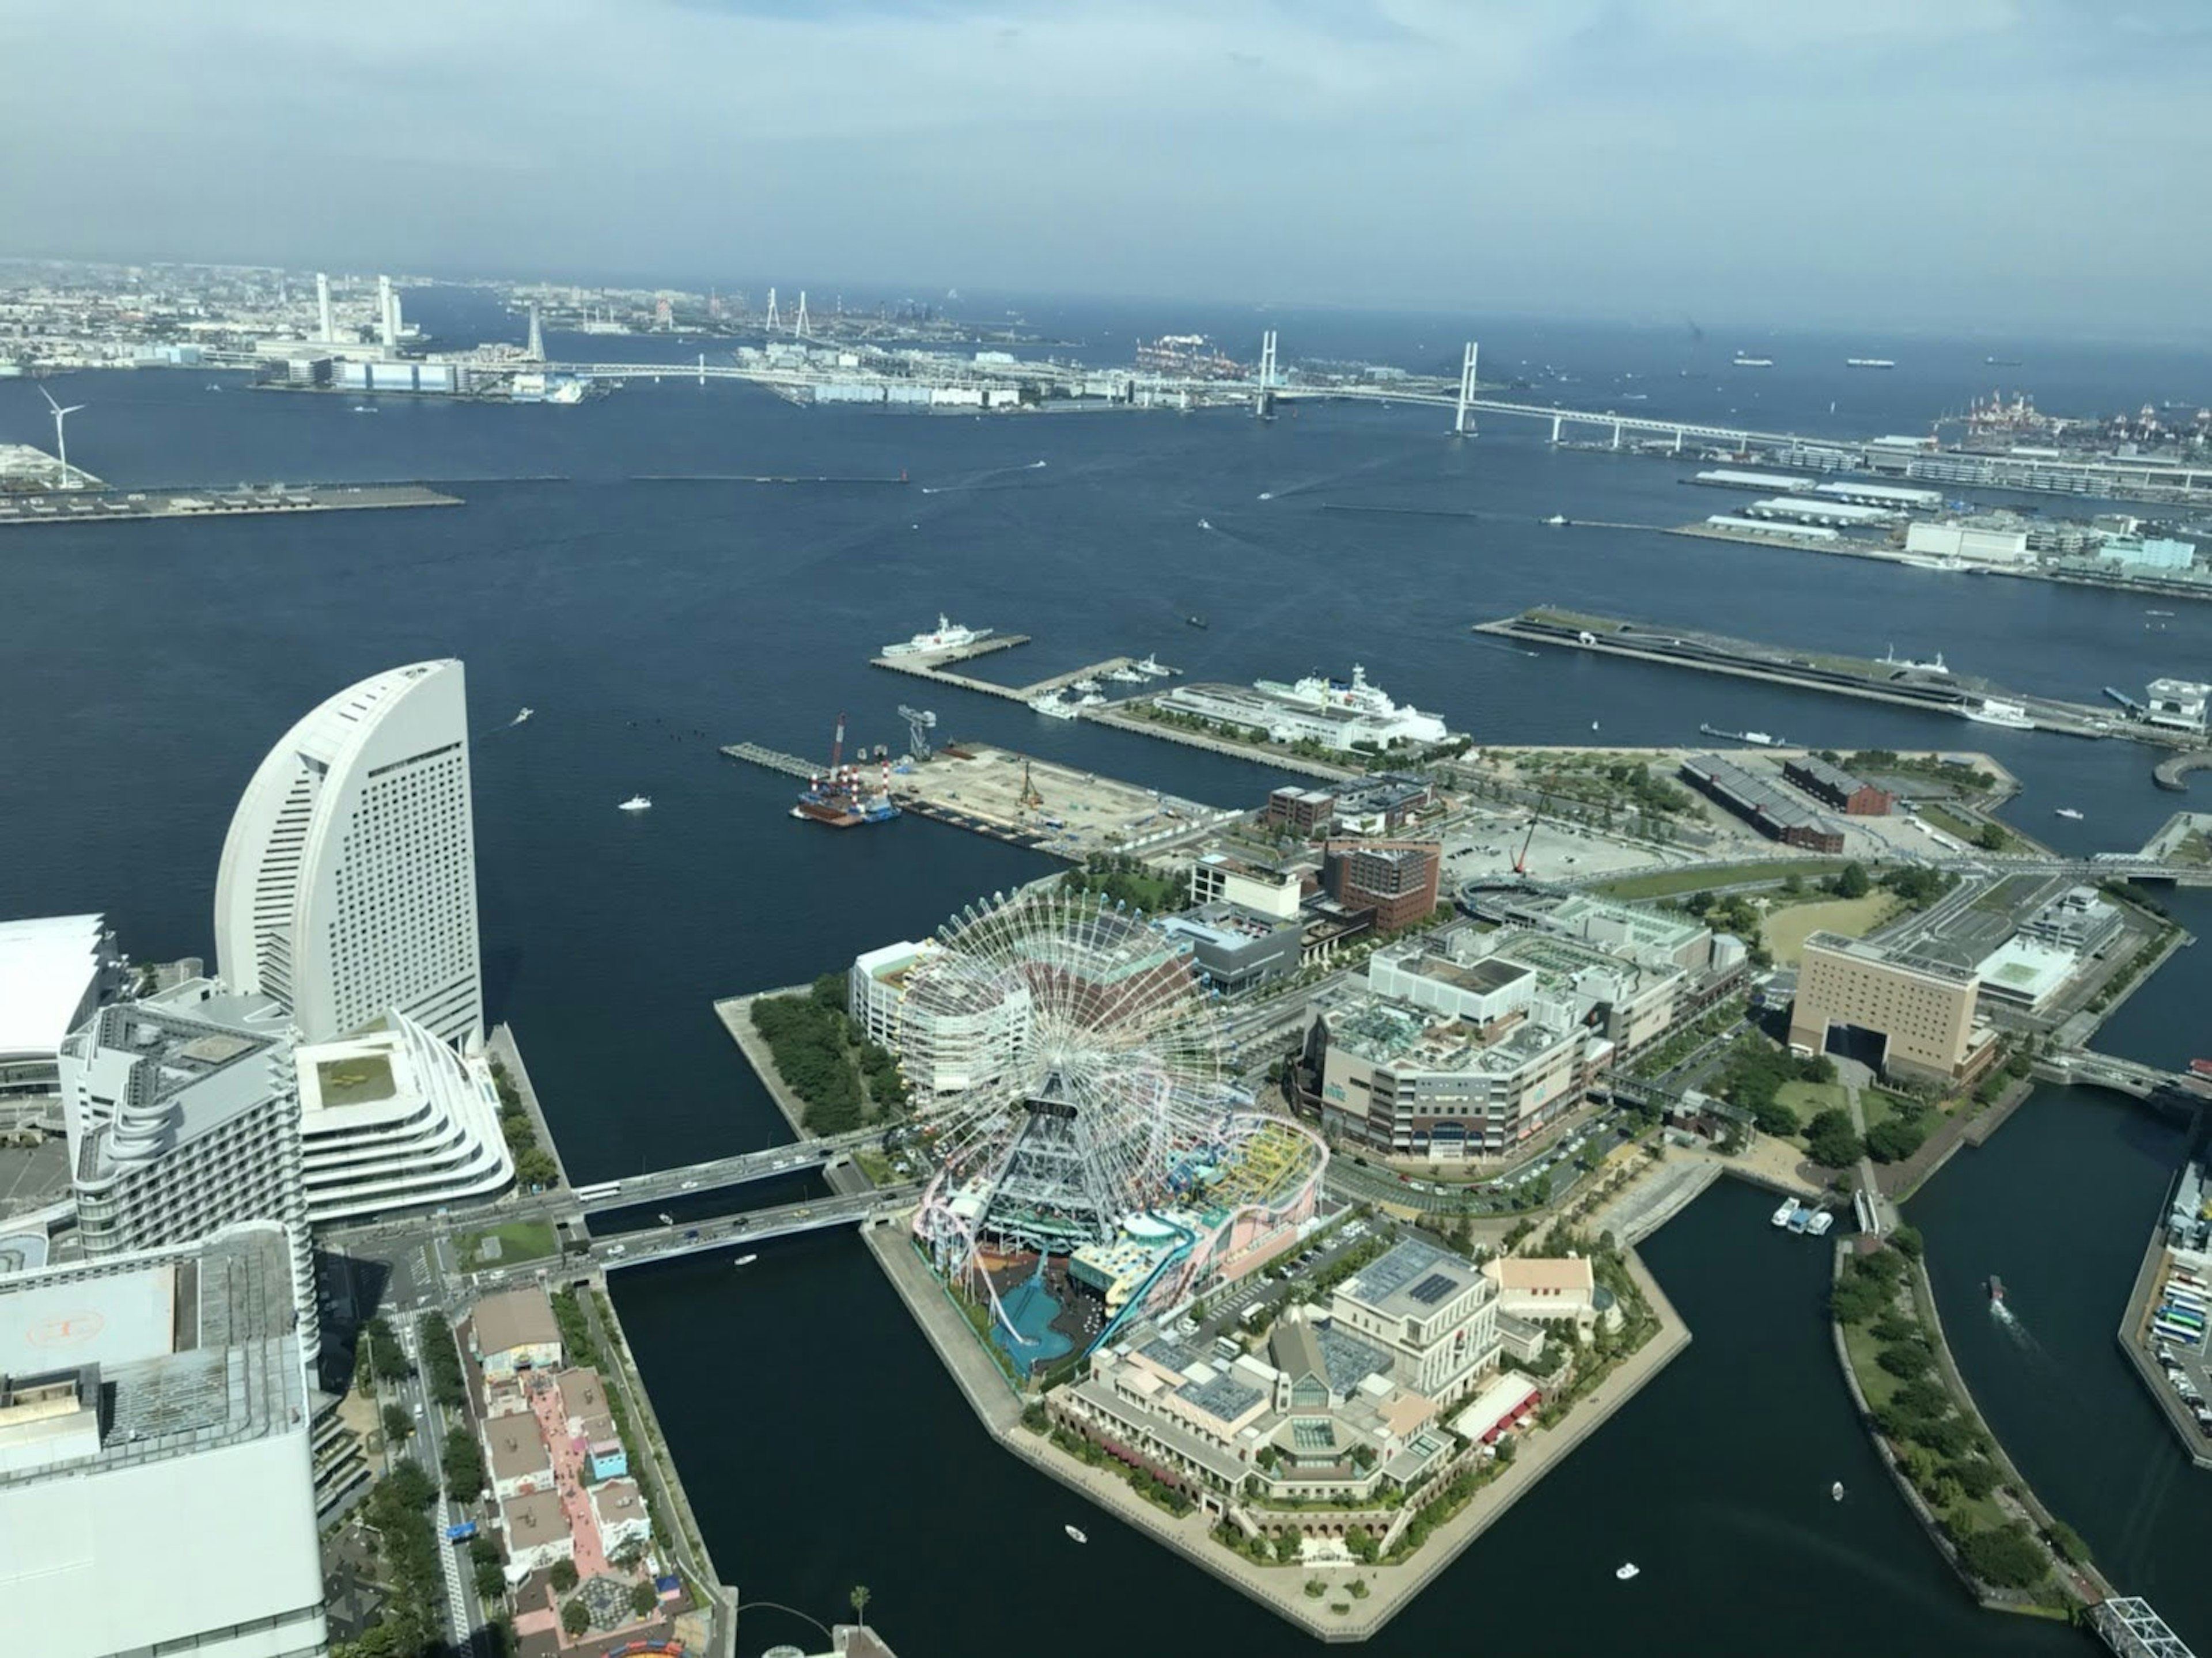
left=38, top=384, right=86, bottom=490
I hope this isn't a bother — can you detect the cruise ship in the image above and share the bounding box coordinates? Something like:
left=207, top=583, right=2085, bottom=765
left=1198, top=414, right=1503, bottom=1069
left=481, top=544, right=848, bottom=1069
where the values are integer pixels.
left=1251, top=665, right=1449, bottom=743
left=1964, top=698, right=2035, bottom=730
left=1732, top=354, right=1775, bottom=368
left=882, top=614, right=993, bottom=657
left=1845, top=358, right=1897, bottom=369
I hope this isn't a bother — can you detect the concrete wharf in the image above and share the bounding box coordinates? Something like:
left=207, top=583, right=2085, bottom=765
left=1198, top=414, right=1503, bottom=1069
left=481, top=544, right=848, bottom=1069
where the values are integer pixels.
left=0, top=481, right=459, bottom=526
left=870, top=644, right=1157, bottom=704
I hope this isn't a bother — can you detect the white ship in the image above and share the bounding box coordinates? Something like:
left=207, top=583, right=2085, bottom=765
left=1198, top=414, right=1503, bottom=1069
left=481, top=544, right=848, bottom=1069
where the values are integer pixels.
left=1065, top=1524, right=1089, bottom=1544
left=1132, top=654, right=1172, bottom=677
left=1845, top=358, right=1896, bottom=369
left=510, top=707, right=534, bottom=726
left=1544, top=514, right=1570, bottom=526
left=1029, top=693, right=1079, bottom=719
left=1896, top=555, right=1967, bottom=572
left=1615, top=1562, right=1640, bottom=1581
left=1105, top=665, right=1146, bottom=684
left=1732, top=354, right=1774, bottom=367
left=618, top=795, right=653, bottom=812
left=2054, top=807, right=2084, bottom=821
left=1252, top=665, right=1449, bottom=744
left=882, top=614, right=994, bottom=657
left=1771, top=1199, right=1800, bottom=1229
left=1072, top=678, right=1101, bottom=695
left=1963, top=699, right=2034, bottom=730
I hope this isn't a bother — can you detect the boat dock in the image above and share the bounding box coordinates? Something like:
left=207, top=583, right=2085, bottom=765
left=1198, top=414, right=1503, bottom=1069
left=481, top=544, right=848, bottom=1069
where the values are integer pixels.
left=718, top=742, right=823, bottom=779
left=1475, top=609, right=2169, bottom=744
left=870, top=642, right=1169, bottom=705
left=0, top=481, right=461, bottom=527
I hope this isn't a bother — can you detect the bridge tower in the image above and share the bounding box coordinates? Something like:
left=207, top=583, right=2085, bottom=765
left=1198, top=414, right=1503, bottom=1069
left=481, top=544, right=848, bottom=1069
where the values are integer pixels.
left=525, top=302, right=544, bottom=362
left=1253, top=329, right=1278, bottom=419
left=1454, top=342, right=1479, bottom=435
left=796, top=290, right=812, bottom=338
left=765, top=287, right=781, bottom=333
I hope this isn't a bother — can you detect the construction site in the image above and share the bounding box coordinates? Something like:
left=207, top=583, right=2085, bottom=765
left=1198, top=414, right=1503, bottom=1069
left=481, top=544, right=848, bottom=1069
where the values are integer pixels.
left=893, top=743, right=1238, bottom=861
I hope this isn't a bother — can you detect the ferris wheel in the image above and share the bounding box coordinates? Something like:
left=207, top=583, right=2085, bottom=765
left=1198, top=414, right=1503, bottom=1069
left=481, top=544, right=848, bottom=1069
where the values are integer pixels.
left=897, top=886, right=1237, bottom=1289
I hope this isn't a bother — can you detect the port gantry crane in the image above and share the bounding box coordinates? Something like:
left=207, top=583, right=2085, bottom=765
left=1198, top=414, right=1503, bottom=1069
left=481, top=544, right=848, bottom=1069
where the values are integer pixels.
left=899, top=704, right=937, bottom=762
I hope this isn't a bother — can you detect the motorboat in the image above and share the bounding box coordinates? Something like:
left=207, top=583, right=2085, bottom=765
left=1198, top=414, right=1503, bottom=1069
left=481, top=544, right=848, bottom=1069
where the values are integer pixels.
left=1198, top=518, right=1211, bottom=529
left=512, top=707, right=534, bottom=726
left=2054, top=807, right=2084, bottom=821
left=351, top=404, right=378, bottom=414
left=733, top=1254, right=759, bottom=1268
left=1615, top=1562, right=1640, bottom=1581
left=1072, top=678, right=1102, bottom=695
left=1133, top=654, right=1171, bottom=677
left=1806, top=1210, right=1835, bottom=1237
left=1065, top=1524, right=1089, bottom=1544
left=618, top=795, right=652, bottom=812
left=1029, top=694, right=1079, bottom=720
left=1544, top=514, right=1569, bottom=526
left=1832, top=1482, right=1846, bottom=1502
left=1987, top=1275, right=2005, bottom=1303
left=1772, top=1199, right=1800, bottom=1229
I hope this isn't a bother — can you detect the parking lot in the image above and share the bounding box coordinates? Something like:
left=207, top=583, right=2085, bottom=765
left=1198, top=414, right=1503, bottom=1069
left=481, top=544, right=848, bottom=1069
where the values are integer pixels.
left=1440, top=811, right=1686, bottom=886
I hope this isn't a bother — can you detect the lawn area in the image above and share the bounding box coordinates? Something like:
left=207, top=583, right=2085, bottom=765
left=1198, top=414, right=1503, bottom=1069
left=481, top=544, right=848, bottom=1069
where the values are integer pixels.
left=458, top=1219, right=559, bottom=1272
left=1595, top=859, right=1844, bottom=901
left=313, top=1051, right=396, bottom=1106
left=1918, top=803, right=1983, bottom=841
left=1762, top=893, right=1902, bottom=966
left=1776, top=1078, right=1850, bottom=1123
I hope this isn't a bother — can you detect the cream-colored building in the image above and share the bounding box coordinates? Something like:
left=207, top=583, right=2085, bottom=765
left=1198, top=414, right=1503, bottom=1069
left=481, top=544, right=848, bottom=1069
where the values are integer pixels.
left=1789, top=933, right=1979, bottom=1084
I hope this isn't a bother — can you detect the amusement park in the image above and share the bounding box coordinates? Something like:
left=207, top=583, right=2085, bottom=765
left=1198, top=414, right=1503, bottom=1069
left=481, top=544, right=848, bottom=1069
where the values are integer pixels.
left=893, top=886, right=1329, bottom=1374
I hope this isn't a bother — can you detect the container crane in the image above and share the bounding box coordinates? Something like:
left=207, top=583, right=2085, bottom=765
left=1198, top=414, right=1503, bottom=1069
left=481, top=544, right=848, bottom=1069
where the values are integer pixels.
left=900, top=705, right=937, bottom=761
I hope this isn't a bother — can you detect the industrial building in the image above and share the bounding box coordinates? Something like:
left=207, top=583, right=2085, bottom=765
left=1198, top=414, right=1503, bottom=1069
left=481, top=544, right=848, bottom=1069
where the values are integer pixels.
left=1745, top=496, right=1895, bottom=528
left=59, top=981, right=319, bottom=1365
left=1782, top=754, right=1893, bottom=815
left=1789, top=933, right=1993, bottom=1086
left=1692, top=468, right=1816, bottom=492
left=2017, top=885, right=2124, bottom=957
left=1904, top=520, right=2032, bottom=563
left=1704, top=514, right=1840, bottom=542
left=0, top=1221, right=327, bottom=1658
left=1325, top=840, right=1441, bottom=934
left=1483, top=889, right=1730, bottom=977
left=1813, top=479, right=1944, bottom=511
left=2097, top=535, right=2198, bottom=574
left=1680, top=754, right=1846, bottom=852
left=0, top=913, right=121, bottom=1104
left=216, top=659, right=483, bottom=1049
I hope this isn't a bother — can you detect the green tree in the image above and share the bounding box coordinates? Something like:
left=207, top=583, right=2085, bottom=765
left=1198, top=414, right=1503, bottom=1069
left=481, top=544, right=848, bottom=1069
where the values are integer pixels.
left=1974, top=821, right=2010, bottom=853
left=1836, top=862, right=1871, bottom=899
left=562, top=1599, right=592, bottom=1637
left=1946, top=1458, right=2002, bottom=1500
left=630, top=1580, right=660, bottom=1620
left=1956, top=1522, right=2048, bottom=1589
left=551, top=1558, right=579, bottom=1593
left=2047, top=1519, right=2090, bottom=1566
left=1888, top=1224, right=1924, bottom=1261
left=1865, top=1116, right=1931, bottom=1163
left=1804, top=1109, right=1863, bottom=1168
left=850, top=1584, right=872, bottom=1625
left=475, top=1558, right=507, bottom=1602
left=441, top=1434, right=486, bottom=1501
left=381, top=1402, right=414, bottom=1444
left=364, top=1316, right=413, bottom=1383
left=1877, top=1341, right=1934, bottom=1380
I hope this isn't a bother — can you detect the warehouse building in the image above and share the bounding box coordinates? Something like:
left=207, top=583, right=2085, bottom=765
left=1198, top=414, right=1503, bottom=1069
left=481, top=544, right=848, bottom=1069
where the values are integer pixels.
left=1680, top=755, right=1845, bottom=853
left=1782, top=754, right=1893, bottom=816
left=1744, top=496, right=1894, bottom=527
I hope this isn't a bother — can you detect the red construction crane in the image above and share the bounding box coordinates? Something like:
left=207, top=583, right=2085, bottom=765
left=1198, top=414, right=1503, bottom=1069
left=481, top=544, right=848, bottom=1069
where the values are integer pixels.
left=1513, top=794, right=1547, bottom=877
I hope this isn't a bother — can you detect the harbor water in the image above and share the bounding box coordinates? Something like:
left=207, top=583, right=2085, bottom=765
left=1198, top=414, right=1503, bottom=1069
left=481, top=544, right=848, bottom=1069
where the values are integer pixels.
left=2, top=293, right=2209, bottom=1653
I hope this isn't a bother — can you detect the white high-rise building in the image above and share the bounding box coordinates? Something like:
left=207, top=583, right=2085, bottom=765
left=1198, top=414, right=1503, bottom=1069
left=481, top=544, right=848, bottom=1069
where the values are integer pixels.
left=296, top=1008, right=513, bottom=1223
left=377, top=274, right=397, bottom=347
left=215, top=660, right=483, bottom=1049
left=60, top=981, right=318, bottom=1365
left=0, top=1221, right=328, bottom=1658
left=315, top=270, right=333, bottom=342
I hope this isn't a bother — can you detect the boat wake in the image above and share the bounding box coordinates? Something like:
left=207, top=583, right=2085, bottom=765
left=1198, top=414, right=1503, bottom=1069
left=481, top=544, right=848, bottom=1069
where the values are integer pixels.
left=920, top=460, right=1054, bottom=496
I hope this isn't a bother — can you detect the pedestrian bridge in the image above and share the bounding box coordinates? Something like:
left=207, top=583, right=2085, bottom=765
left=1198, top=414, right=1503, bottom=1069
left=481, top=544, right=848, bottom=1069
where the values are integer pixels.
left=2094, top=1597, right=2196, bottom=1658
left=592, top=1185, right=921, bottom=1272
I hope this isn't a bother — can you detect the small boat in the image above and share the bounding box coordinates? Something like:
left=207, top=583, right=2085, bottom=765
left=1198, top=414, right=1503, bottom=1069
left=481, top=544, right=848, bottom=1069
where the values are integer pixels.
left=1987, top=1275, right=2005, bottom=1303
left=2190, top=1058, right=2212, bottom=1079
left=1615, top=1562, right=1639, bottom=1581
left=1787, top=1205, right=1812, bottom=1235
left=1772, top=1199, right=1800, bottom=1229
left=206, top=382, right=223, bottom=392
left=1832, top=1482, right=1846, bottom=1502
left=1590, top=720, right=1600, bottom=731
left=1185, top=615, right=1209, bottom=629
left=1065, top=1524, right=1089, bottom=1544
left=733, top=1254, right=759, bottom=1268
left=618, top=795, right=653, bottom=812
left=1198, top=518, right=1212, bottom=529
left=511, top=707, right=534, bottom=726
left=1806, top=1210, right=1835, bottom=1237
left=1544, top=514, right=1569, bottom=526
left=2054, top=807, right=2084, bottom=821
left=2147, top=609, right=2176, bottom=619
left=351, top=404, right=378, bottom=414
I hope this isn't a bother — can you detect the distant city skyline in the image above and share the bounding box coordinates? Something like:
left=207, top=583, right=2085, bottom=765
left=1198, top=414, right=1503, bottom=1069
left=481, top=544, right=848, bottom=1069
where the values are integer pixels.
left=5, top=1, right=2209, bottom=337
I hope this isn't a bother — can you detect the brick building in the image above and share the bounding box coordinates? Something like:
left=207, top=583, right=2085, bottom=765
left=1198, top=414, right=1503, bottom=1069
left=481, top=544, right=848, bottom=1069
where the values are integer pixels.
left=1325, top=840, right=1441, bottom=934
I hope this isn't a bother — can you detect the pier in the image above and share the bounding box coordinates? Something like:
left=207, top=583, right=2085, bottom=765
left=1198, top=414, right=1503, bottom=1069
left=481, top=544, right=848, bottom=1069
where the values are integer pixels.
left=2156, top=752, right=2212, bottom=792
left=0, top=480, right=460, bottom=527
left=1477, top=608, right=2158, bottom=743
left=718, top=742, right=820, bottom=779
left=869, top=642, right=1166, bottom=705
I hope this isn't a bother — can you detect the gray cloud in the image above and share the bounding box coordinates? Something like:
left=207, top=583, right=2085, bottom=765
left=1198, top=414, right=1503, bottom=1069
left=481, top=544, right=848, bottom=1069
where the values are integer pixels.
left=1, top=0, right=2205, bottom=333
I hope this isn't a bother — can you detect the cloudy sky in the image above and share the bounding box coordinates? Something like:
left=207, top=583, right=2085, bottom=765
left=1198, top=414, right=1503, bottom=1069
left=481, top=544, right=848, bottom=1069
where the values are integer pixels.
left=4, top=0, right=2206, bottom=333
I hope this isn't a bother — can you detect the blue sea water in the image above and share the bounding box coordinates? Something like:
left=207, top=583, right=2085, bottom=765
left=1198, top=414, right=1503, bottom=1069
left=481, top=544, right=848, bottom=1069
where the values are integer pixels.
left=3, top=288, right=2209, bottom=1655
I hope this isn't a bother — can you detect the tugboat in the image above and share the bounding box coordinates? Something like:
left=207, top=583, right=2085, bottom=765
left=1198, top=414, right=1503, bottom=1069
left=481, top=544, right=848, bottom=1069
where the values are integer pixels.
left=1987, top=1274, right=2005, bottom=1303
